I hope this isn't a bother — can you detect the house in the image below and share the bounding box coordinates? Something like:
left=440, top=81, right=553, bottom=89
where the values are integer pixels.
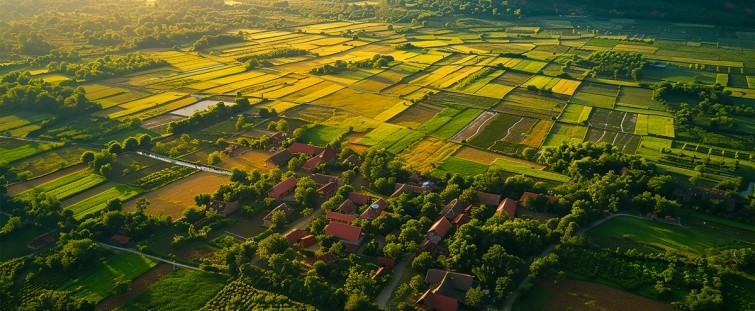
left=315, top=252, right=337, bottom=265
left=269, top=132, right=287, bottom=146
left=452, top=213, right=470, bottom=229
left=324, top=221, right=363, bottom=250
left=300, top=235, right=318, bottom=248
left=441, top=199, right=467, bottom=221
left=476, top=192, right=501, bottom=206
left=410, top=171, right=421, bottom=184
left=327, top=211, right=357, bottom=224
left=265, top=149, right=293, bottom=168
left=372, top=267, right=389, bottom=280
left=267, top=176, right=298, bottom=200
left=519, top=192, right=557, bottom=205
left=390, top=183, right=427, bottom=198
left=317, top=182, right=338, bottom=199
left=288, top=142, right=317, bottom=155
left=207, top=200, right=240, bottom=216
left=378, top=256, right=396, bottom=268
left=360, top=199, right=388, bottom=220
left=496, top=198, right=517, bottom=219
left=345, top=154, right=362, bottom=166
left=301, top=146, right=338, bottom=172
left=348, top=192, right=370, bottom=205
left=301, top=156, right=324, bottom=172
left=674, top=186, right=736, bottom=211
left=27, top=231, right=57, bottom=250
left=620, top=167, right=630, bottom=175
left=420, top=239, right=450, bottom=257
left=262, top=203, right=295, bottom=227
left=336, top=199, right=358, bottom=215
left=110, top=235, right=131, bottom=245
left=425, top=217, right=452, bottom=245
left=316, top=145, right=337, bottom=162
left=415, top=269, right=475, bottom=311
left=284, top=229, right=310, bottom=247
left=311, top=173, right=339, bottom=187
left=647, top=212, right=659, bottom=221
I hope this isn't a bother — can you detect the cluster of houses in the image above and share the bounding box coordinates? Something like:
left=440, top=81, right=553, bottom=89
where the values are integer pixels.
left=265, top=142, right=361, bottom=172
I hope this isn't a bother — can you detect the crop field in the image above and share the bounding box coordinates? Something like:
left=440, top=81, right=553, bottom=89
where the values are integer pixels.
left=201, top=281, right=316, bottom=310
left=493, top=71, right=534, bottom=86
left=110, top=92, right=188, bottom=119
left=587, top=108, right=637, bottom=134
left=584, top=128, right=642, bottom=154
left=500, top=117, right=538, bottom=144
left=494, top=89, right=567, bottom=119
left=468, top=113, right=524, bottom=148
left=300, top=124, right=349, bottom=146
left=490, top=158, right=570, bottom=182
left=115, top=269, right=228, bottom=311
left=511, top=59, right=548, bottom=73
left=9, top=145, right=91, bottom=178
left=584, top=37, right=620, bottom=48
left=432, top=156, right=489, bottom=178
left=314, top=88, right=398, bottom=118
left=431, top=66, right=484, bottom=89
left=284, top=105, right=335, bottom=123
left=374, top=101, right=414, bottom=122
left=647, top=115, right=675, bottom=138
left=574, top=82, right=619, bottom=97
left=425, top=91, right=501, bottom=109
left=448, top=111, right=497, bottom=143
left=17, top=170, right=107, bottom=200
left=520, top=120, right=555, bottom=147
left=359, top=123, right=404, bottom=146
left=0, top=111, right=54, bottom=132
left=716, top=74, right=729, bottom=86
left=204, top=73, right=283, bottom=95
left=86, top=87, right=127, bottom=101
left=123, top=172, right=228, bottom=219
left=747, top=76, right=755, bottom=89
left=152, top=51, right=222, bottom=71
left=523, top=75, right=562, bottom=91
left=59, top=252, right=158, bottom=303
left=543, top=123, right=589, bottom=147
left=616, top=86, right=665, bottom=110
left=398, top=137, right=459, bottom=173
left=558, top=104, right=592, bottom=124
left=0, top=141, right=63, bottom=163
left=383, top=130, right=425, bottom=154
left=431, top=108, right=484, bottom=139
left=408, top=65, right=463, bottom=86
left=569, top=91, right=616, bottom=109
left=550, top=79, right=582, bottom=95
left=388, top=103, right=444, bottom=129
left=453, top=69, right=505, bottom=95
left=66, top=184, right=144, bottom=219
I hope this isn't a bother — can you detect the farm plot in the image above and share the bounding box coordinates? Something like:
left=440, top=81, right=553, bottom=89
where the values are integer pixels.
left=131, top=96, right=199, bottom=120
left=424, top=91, right=500, bottom=109
left=558, top=104, right=592, bottom=124
left=86, top=87, right=127, bottom=101
left=284, top=105, right=335, bottom=123
left=490, top=158, right=570, bottom=183
left=123, top=172, right=228, bottom=219
left=616, top=86, right=665, bottom=110
left=17, top=170, right=107, bottom=200
left=405, top=51, right=450, bottom=65
left=152, top=51, right=223, bottom=71
left=473, top=82, right=516, bottom=99
left=587, top=108, right=638, bottom=134
left=430, top=108, right=484, bottom=139
left=431, top=66, right=484, bottom=89
left=97, top=92, right=148, bottom=109
left=449, top=111, right=497, bottom=143
left=398, top=137, right=460, bottom=173
left=300, top=124, right=349, bottom=146
left=511, top=59, right=548, bottom=73
left=0, top=141, right=63, bottom=163
left=453, top=68, right=505, bottom=95
left=374, top=101, right=414, bottom=122
left=0, top=111, right=54, bottom=132
left=520, top=120, right=555, bottom=148
left=201, top=281, right=315, bottom=310
left=550, top=79, right=582, bottom=96
left=634, top=114, right=649, bottom=136
left=314, top=88, right=399, bottom=118
left=574, top=82, right=619, bottom=97
left=8, top=146, right=91, bottom=179
left=204, top=73, right=282, bottom=95
left=500, top=117, right=539, bottom=144
left=408, top=65, right=463, bottom=86
left=543, top=123, right=589, bottom=147
left=716, top=74, right=729, bottom=86
left=388, top=103, right=444, bottom=129
left=352, top=69, right=406, bottom=92
left=66, top=184, right=144, bottom=219
left=432, top=156, right=489, bottom=178
left=494, top=89, right=567, bottom=119
left=360, top=123, right=404, bottom=146
left=184, top=70, right=267, bottom=91
left=747, top=76, right=755, bottom=89
left=59, top=252, right=158, bottom=304
left=114, top=269, right=228, bottom=311
left=647, top=115, right=675, bottom=138
left=491, top=71, right=534, bottom=87
left=258, top=77, right=323, bottom=99
left=468, top=113, right=523, bottom=149
left=584, top=37, right=620, bottom=48
left=584, top=128, right=642, bottom=154
left=109, top=92, right=188, bottom=119
left=569, top=91, right=617, bottom=109
left=523, top=75, right=562, bottom=91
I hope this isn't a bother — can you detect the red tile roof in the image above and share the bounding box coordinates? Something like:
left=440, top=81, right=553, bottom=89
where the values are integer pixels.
left=317, top=182, right=338, bottom=195
left=345, top=154, right=362, bottom=166
left=301, top=156, right=323, bottom=170
left=311, top=173, right=339, bottom=186
left=497, top=198, right=517, bottom=218
left=360, top=199, right=388, bottom=220
left=428, top=217, right=452, bottom=238
left=319, top=145, right=337, bottom=162
left=315, top=252, right=336, bottom=265
left=284, top=229, right=309, bottom=246
left=519, top=192, right=557, bottom=204
left=326, top=211, right=357, bottom=223
left=410, top=171, right=421, bottom=183
left=378, top=256, right=396, bottom=267
left=288, top=142, right=317, bottom=155
left=345, top=243, right=359, bottom=253
left=111, top=235, right=130, bottom=245
left=452, top=213, right=470, bottom=228
left=476, top=192, right=501, bottom=206
left=270, top=176, right=298, bottom=196
left=300, top=235, right=317, bottom=247
left=325, top=221, right=362, bottom=242
left=337, top=199, right=358, bottom=214
left=266, top=149, right=293, bottom=165
left=348, top=192, right=370, bottom=205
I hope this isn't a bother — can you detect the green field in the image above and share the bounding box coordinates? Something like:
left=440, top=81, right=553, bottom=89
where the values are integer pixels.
left=468, top=113, right=523, bottom=148
left=0, top=142, right=63, bottom=163
left=747, top=76, right=755, bottom=89
left=569, top=92, right=616, bottom=109
left=716, top=74, right=729, bottom=86
left=66, top=185, right=144, bottom=219
left=587, top=216, right=755, bottom=256
left=17, top=170, right=107, bottom=200
left=300, top=124, right=349, bottom=146
left=9, top=146, right=92, bottom=179
left=558, top=104, right=591, bottom=124
left=0, top=112, right=55, bottom=132
left=584, top=38, right=620, bottom=48
left=201, top=281, right=316, bottom=310
left=115, top=269, right=229, bottom=311
left=59, top=252, right=158, bottom=303
left=416, top=106, right=466, bottom=134
left=0, top=224, right=50, bottom=261
left=490, top=158, right=570, bottom=182
left=386, top=130, right=425, bottom=154
left=432, top=156, right=489, bottom=178
left=431, top=108, right=483, bottom=139
left=360, top=123, right=404, bottom=146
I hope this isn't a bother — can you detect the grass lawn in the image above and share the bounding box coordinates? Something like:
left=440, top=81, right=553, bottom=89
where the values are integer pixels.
left=59, top=252, right=158, bottom=303
left=587, top=216, right=755, bottom=257
left=300, top=124, right=348, bottom=146
left=67, top=184, right=144, bottom=219
left=17, top=170, right=107, bottom=201
left=432, top=156, right=489, bottom=178
left=115, top=269, right=229, bottom=311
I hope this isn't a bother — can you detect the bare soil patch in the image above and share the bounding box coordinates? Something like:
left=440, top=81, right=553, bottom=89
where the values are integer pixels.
left=96, top=263, right=174, bottom=311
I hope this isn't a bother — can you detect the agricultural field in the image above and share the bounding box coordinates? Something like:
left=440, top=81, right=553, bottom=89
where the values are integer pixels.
left=495, top=89, right=568, bottom=119
left=388, top=103, right=444, bottom=129
left=16, top=169, right=107, bottom=200
left=0, top=140, right=63, bottom=164
left=66, top=184, right=144, bottom=219
left=584, top=128, right=642, bottom=154
left=299, top=124, right=349, bottom=146
left=469, top=113, right=530, bottom=149
left=543, top=123, right=589, bottom=147
left=314, top=88, right=399, bottom=118
left=115, top=269, right=229, bottom=311
left=0, top=111, right=55, bottom=132
left=123, top=172, right=228, bottom=219
left=398, top=137, right=460, bottom=173
left=59, top=252, right=158, bottom=303
left=432, top=156, right=490, bottom=178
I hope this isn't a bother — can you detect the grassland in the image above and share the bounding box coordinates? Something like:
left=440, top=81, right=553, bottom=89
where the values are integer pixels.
left=115, top=269, right=229, bottom=311
left=300, top=124, right=349, bottom=146
left=360, top=123, right=404, bottom=146
left=17, top=170, right=107, bottom=200
left=0, top=112, right=55, bottom=132
left=432, top=156, right=489, bottom=178
left=491, top=158, right=569, bottom=182
left=0, top=141, right=63, bottom=163
left=647, top=115, right=675, bottom=138
left=66, top=184, right=144, bottom=219
left=59, top=252, right=158, bottom=303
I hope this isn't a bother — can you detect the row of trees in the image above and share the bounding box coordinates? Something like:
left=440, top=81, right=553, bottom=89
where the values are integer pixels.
left=47, top=53, right=166, bottom=81
left=0, top=72, right=100, bottom=115
left=167, top=98, right=251, bottom=133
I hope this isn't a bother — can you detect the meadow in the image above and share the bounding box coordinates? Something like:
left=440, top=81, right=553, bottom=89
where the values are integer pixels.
left=0, top=141, right=63, bottom=163
left=432, top=156, right=490, bottom=178
left=59, top=252, right=158, bottom=303
left=115, top=269, right=229, bottom=311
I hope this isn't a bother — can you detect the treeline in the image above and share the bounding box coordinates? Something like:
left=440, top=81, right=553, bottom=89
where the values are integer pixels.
left=191, top=32, right=245, bottom=51
left=166, top=98, right=252, bottom=134
left=581, top=51, right=645, bottom=80
left=47, top=53, right=166, bottom=81
left=0, top=72, right=100, bottom=116
left=309, top=54, right=394, bottom=75
left=236, top=47, right=308, bottom=63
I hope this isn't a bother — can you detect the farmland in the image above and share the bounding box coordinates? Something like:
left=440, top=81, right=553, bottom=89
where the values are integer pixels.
left=17, top=169, right=107, bottom=200
left=59, top=252, right=158, bottom=303
left=115, top=269, right=229, bottom=311
left=66, top=184, right=144, bottom=219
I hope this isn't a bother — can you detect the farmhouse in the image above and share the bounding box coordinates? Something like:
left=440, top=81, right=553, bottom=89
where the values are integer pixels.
left=262, top=203, right=295, bottom=227
left=284, top=228, right=310, bottom=247
left=269, top=132, right=287, bottom=146
left=425, top=217, right=452, bottom=244
left=207, top=200, right=239, bottom=216
left=324, top=221, right=363, bottom=252
left=300, top=145, right=338, bottom=172
left=416, top=269, right=475, bottom=311
left=496, top=198, right=517, bottom=219
left=310, top=173, right=339, bottom=187
left=110, top=235, right=131, bottom=246
left=27, top=231, right=57, bottom=250
left=476, top=192, right=501, bottom=206
left=317, top=182, right=338, bottom=198
left=348, top=192, right=371, bottom=205
left=265, top=149, right=293, bottom=168
left=288, top=142, right=317, bottom=155
left=345, top=154, right=362, bottom=166
left=336, top=199, right=358, bottom=215
left=452, top=212, right=470, bottom=229
left=315, top=252, right=337, bottom=265
left=410, top=171, right=422, bottom=183
left=268, top=176, right=298, bottom=200
left=519, top=192, right=557, bottom=205
left=299, top=235, right=317, bottom=248
left=390, top=183, right=427, bottom=198
left=360, top=199, right=388, bottom=220
left=441, top=199, right=468, bottom=221
left=326, top=211, right=356, bottom=224
left=378, top=256, right=396, bottom=268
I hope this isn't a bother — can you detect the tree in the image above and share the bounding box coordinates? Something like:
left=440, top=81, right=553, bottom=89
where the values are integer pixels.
left=105, top=198, right=122, bottom=212
left=345, top=294, right=379, bottom=311
left=108, top=142, right=122, bottom=154
left=207, top=151, right=221, bottom=165
left=138, top=134, right=151, bottom=146
left=111, top=274, right=131, bottom=295
left=529, top=253, right=559, bottom=278
left=294, top=177, right=318, bottom=208
left=122, top=137, right=139, bottom=151
left=135, top=198, right=150, bottom=214
left=195, top=193, right=212, bottom=207
left=235, top=115, right=246, bottom=131
left=522, top=147, right=537, bottom=160
left=412, top=252, right=433, bottom=275
left=276, top=119, right=289, bottom=132
left=293, top=127, right=305, bottom=139
left=257, top=233, right=288, bottom=259
left=80, top=151, right=95, bottom=164
left=382, top=242, right=404, bottom=259
left=465, top=286, right=484, bottom=310
left=459, top=187, right=477, bottom=203
left=99, top=163, right=112, bottom=178
left=270, top=209, right=287, bottom=230
left=631, top=68, right=644, bottom=81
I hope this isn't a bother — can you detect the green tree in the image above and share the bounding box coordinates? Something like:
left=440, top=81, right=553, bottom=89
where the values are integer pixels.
left=208, top=151, right=221, bottom=165
left=257, top=233, right=288, bottom=259
left=412, top=252, right=433, bottom=275
left=99, top=163, right=112, bottom=178
left=270, top=209, right=287, bottom=230
left=80, top=151, right=95, bottom=164
left=235, top=115, right=246, bottom=131
left=465, top=286, right=484, bottom=310
left=111, top=274, right=131, bottom=295
left=294, top=177, right=318, bottom=208
left=122, top=137, right=139, bottom=151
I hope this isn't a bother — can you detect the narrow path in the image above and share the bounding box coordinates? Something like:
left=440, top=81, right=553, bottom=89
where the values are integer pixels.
left=596, top=130, right=607, bottom=142
left=375, top=253, right=415, bottom=308
left=501, top=213, right=645, bottom=311
left=136, top=150, right=231, bottom=175
left=96, top=242, right=202, bottom=271
left=500, top=117, right=525, bottom=141
left=620, top=112, right=627, bottom=133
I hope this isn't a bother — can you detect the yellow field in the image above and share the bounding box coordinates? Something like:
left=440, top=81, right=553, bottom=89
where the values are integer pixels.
left=309, top=37, right=352, bottom=46
left=131, top=97, right=198, bottom=120
left=315, top=88, right=400, bottom=118
left=184, top=70, right=268, bottom=91
left=373, top=101, right=413, bottom=122
left=390, top=51, right=421, bottom=61
left=40, top=74, right=70, bottom=83
left=110, top=92, right=187, bottom=119
left=409, top=65, right=462, bottom=86
left=551, top=79, right=582, bottom=95
left=474, top=84, right=515, bottom=99
left=323, top=68, right=383, bottom=85
left=310, top=45, right=355, bottom=56
left=455, top=146, right=545, bottom=168
left=82, top=84, right=111, bottom=93
left=613, top=44, right=658, bottom=54
left=405, top=51, right=450, bottom=64
left=97, top=92, right=147, bottom=109
left=260, top=77, right=323, bottom=99
left=437, top=66, right=484, bottom=89
left=398, top=137, right=460, bottom=173
left=293, top=84, right=345, bottom=103
left=263, top=100, right=299, bottom=112
left=204, top=73, right=282, bottom=94
left=153, top=51, right=223, bottom=71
